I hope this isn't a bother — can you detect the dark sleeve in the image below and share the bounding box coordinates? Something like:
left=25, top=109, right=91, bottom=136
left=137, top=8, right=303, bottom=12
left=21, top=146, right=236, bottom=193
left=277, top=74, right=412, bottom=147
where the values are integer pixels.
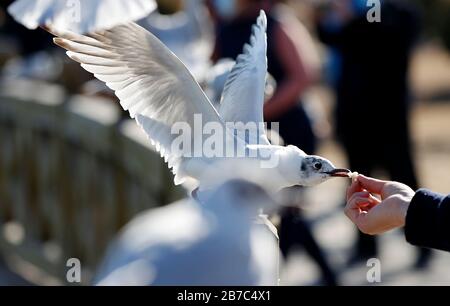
left=316, top=22, right=344, bottom=47
left=405, top=189, right=450, bottom=252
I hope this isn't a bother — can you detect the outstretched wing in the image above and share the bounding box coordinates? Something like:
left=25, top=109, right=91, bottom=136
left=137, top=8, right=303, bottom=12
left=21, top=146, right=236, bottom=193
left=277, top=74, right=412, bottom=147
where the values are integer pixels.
left=47, top=22, right=225, bottom=185
left=8, top=0, right=156, bottom=33
left=219, top=11, right=270, bottom=146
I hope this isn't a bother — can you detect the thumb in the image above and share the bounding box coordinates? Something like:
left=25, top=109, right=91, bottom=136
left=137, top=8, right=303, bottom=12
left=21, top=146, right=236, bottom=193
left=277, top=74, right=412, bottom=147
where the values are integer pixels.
left=357, top=175, right=387, bottom=195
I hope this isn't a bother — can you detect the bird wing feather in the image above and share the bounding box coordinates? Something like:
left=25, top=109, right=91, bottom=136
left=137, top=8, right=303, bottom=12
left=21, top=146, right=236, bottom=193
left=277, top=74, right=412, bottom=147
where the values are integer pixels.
left=219, top=11, right=270, bottom=146
left=47, top=22, right=226, bottom=185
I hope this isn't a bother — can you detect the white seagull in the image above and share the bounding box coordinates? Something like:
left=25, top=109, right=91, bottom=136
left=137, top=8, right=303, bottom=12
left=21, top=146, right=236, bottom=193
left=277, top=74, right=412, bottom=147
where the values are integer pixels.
left=45, top=11, right=350, bottom=193
left=7, top=0, right=156, bottom=34
left=94, top=179, right=279, bottom=286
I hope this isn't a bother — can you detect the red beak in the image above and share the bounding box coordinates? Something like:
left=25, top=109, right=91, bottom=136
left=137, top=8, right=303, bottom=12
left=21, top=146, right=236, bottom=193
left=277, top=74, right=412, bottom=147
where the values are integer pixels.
left=327, top=169, right=351, bottom=177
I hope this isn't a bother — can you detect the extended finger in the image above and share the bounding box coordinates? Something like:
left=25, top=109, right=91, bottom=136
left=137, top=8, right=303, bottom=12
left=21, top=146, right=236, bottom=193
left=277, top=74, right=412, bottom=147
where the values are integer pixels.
left=345, top=194, right=370, bottom=222
left=347, top=179, right=364, bottom=201
left=357, top=175, right=388, bottom=195
left=348, top=191, right=371, bottom=206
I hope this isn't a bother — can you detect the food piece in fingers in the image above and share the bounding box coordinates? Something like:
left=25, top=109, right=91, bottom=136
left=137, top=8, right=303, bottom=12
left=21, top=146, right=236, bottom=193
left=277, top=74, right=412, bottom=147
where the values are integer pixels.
left=349, top=172, right=359, bottom=183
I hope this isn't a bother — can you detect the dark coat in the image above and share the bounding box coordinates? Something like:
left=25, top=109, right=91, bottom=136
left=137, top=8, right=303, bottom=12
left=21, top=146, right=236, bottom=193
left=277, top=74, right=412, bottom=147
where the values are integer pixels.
left=406, top=189, right=450, bottom=252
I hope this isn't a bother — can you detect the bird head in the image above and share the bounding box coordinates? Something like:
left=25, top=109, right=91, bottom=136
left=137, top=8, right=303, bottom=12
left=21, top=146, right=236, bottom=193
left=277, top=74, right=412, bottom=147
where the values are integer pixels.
left=298, top=155, right=350, bottom=186
left=277, top=146, right=350, bottom=188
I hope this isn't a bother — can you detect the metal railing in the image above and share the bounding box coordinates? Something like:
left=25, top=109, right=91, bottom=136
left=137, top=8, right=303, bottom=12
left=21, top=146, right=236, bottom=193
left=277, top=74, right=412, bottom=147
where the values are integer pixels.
left=0, top=79, right=184, bottom=284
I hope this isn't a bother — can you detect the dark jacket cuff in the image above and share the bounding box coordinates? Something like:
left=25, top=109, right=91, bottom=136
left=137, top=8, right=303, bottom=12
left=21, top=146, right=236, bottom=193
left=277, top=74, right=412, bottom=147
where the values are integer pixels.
left=405, top=189, right=450, bottom=252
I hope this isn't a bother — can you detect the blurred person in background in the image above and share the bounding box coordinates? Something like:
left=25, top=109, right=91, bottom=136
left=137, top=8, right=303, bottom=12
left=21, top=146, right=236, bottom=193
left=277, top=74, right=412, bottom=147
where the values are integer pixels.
left=315, top=0, right=432, bottom=268
left=208, top=0, right=338, bottom=285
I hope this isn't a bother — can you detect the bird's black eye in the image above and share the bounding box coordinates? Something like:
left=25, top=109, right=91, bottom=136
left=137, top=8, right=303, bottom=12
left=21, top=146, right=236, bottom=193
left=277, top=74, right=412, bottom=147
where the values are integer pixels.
left=314, top=162, right=322, bottom=170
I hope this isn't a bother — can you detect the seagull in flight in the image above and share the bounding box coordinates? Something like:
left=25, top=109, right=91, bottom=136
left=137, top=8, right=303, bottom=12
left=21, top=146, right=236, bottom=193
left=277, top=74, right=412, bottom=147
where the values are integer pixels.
left=44, top=11, right=350, bottom=193
left=94, top=179, right=279, bottom=286
left=7, top=0, right=156, bottom=34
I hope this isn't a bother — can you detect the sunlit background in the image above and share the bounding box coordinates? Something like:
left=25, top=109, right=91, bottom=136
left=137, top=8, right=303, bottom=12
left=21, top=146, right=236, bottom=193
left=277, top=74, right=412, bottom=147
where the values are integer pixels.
left=0, top=0, right=449, bottom=285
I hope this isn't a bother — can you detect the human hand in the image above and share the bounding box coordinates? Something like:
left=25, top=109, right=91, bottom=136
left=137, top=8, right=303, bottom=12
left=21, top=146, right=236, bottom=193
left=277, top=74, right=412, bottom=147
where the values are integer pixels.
left=344, top=175, right=415, bottom=235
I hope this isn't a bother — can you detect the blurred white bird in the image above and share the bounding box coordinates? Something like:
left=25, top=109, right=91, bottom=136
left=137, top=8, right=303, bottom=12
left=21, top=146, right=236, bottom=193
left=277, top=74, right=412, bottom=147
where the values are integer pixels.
left=137, top=0, right=213, bottom=82
left=45, top=11, right=350, bottom=193
left=204, top=58, right=237, bottom=107
left=7, top=0, right=156, bottom=33
left=94, top=180, right=279, bottom=286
